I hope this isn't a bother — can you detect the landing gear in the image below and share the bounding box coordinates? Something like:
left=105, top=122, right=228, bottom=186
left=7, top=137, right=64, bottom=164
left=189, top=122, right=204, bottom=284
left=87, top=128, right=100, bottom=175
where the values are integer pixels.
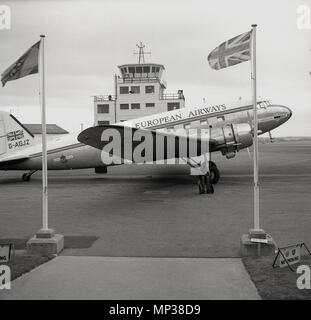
left=209, top=161, right=220, bottom=185
left=22, top=170, right=37, bottom=182
left=198, top=174, right=214, bottom=194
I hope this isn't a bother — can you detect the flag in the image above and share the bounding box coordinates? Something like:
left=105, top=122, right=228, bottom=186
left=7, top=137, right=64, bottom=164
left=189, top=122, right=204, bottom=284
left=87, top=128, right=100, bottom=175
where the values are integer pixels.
left=207, top=31, right=251, bottom=70
left=1, top=41, right=40, bottom=87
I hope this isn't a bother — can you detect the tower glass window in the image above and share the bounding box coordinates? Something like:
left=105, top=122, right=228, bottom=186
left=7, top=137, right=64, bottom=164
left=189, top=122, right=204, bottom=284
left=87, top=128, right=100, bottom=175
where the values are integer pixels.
left=135, top=66, right=142, bottom=73
left=145, top=85, right=155, bottom=94
left=120, top=103, right=129, bottom=110
left=143, top=66, right=150, bottom=73
left=97, top=104, right=109, bottom=114
left=130, top=86, right=140, bottom=94
left=128, top=67, right=135, bottom=75
left=98, top=120, right=110, bottom=125
left=167, top=102, right=180, bottom=111
left=120, top=86, right=129, bottom=94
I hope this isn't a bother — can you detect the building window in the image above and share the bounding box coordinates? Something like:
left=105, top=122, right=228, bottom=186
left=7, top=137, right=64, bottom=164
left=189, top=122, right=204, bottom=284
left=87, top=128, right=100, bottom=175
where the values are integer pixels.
left=131, top=103, right=140, bottom=109
left=143, top=66, right=150, bottom=73
left=135, top=66, right=142, bottom=73
left=97, top=104, right=109, bottom=113
left=130, top=86, right=140, bottom=94
left=120, top=103, right=129, bottom=110
left=167, top=102, right=180, bottom=111
left=120, top=86, right=129, bottom=94
left=128, top=67, right=135, bottom=74
left=145, top=85, right=155, bottom=94
left=120, top=120, right=126, bottom=122
left=98, top=120, right=110, bottom=125
left=146, top=103, right=155, bottom=108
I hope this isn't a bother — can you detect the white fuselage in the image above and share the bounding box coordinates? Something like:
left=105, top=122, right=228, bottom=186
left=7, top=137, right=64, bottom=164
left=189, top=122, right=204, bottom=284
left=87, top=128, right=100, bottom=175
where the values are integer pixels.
left=0, top=100, right=292, bottom=171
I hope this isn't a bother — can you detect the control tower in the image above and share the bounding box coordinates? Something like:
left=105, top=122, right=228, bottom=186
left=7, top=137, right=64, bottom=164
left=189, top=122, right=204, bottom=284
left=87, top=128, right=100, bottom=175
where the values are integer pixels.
left=93, top=43, right=185, bottom=125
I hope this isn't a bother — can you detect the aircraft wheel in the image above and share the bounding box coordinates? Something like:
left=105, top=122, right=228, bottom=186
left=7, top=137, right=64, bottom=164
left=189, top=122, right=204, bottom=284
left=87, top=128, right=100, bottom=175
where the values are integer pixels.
left=22, top=173, right=30, bottom=182
left=209, top=161, right=220, bottom=185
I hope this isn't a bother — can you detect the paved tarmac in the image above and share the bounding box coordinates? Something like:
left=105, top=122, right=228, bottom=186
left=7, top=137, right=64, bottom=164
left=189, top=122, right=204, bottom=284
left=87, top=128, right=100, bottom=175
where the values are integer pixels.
left=0, top=256, right=260, bottom=300
left=0, top=141, right=310, bottom=299
left=1, top=141, right=310, bottom=257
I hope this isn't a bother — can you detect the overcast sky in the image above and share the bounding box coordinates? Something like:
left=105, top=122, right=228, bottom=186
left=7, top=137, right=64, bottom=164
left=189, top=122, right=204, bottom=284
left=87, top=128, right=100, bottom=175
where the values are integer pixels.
left=0, top=0, right=310, bottom=136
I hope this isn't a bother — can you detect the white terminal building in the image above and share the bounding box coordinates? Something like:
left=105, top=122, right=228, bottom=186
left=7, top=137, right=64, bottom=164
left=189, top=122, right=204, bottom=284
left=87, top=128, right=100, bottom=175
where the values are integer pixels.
left=93, top=43, right=186, bottom=125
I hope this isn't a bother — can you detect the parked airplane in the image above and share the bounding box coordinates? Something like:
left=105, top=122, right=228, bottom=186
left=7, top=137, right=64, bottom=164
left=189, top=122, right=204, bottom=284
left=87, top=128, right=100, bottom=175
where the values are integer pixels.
left=0, top=99, right=292, bottom=193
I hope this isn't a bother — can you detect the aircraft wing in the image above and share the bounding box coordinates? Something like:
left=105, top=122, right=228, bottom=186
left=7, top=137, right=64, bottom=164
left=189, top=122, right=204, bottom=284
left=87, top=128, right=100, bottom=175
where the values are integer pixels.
left=0, top=153, right=30, bottom=163
left=78, top=125, right=216, bottom=163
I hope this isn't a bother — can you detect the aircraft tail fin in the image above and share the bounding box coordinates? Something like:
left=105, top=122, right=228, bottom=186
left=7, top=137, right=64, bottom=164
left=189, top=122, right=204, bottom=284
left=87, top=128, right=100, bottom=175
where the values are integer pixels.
left=0, top=111, right=35, bottom=159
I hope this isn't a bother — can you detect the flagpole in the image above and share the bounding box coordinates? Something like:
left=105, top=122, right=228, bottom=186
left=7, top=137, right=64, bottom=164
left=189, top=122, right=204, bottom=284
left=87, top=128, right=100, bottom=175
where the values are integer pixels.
left=39, top=35, right=48, bottom=231
left=251, top=24, right=260, bottom=231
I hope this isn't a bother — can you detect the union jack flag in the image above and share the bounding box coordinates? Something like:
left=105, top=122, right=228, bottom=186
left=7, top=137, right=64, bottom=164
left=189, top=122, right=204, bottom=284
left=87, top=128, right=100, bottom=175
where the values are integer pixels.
left=7, top=130, right=24, bottom=142
left=208, top=31, right=252, bottom=70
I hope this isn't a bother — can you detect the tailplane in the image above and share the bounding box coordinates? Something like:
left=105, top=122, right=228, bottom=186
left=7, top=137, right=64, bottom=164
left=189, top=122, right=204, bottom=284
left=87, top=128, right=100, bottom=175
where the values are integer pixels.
left=0, top=111, right=35, bottom=160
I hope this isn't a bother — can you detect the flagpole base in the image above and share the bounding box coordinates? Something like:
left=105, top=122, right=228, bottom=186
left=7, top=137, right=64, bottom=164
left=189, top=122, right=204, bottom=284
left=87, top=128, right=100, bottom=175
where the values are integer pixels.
left=240, top=229, right=277, bottom=257
left=27, top=229, right=64, bottom=256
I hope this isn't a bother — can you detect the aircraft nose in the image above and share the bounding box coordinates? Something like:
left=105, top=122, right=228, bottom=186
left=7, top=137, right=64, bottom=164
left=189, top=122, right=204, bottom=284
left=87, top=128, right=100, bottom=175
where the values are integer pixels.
left=269, top=105, right=293, bottom=121
left=282, top=106, right=292, bottom=119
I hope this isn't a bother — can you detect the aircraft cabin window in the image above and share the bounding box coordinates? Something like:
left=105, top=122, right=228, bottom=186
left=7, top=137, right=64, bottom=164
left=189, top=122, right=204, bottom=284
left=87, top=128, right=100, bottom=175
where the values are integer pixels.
left=200, top=120, right=207, bottom=125
left=120, top=103, right=129, bottom=110
left=184, top=123, right=191, bottom=129
left=131, top=103, right=140, bottom=109
left=98, top=120, right=110, bottom=125
left=146, top=103, right=155, bottom=108
left=120, top=86, right=129, bottom=94
left=145, top=85, right=155, bottom=94
left=97, top=104, right=109, bottom=114
left=217, top=116, right=225, bottom=122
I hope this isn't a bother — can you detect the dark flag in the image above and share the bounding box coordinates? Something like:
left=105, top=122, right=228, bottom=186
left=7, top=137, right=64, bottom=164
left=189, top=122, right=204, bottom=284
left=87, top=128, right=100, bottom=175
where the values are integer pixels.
left=1, top=41, right=40, bottom=86
left=207, top=31, right=251, bottom=70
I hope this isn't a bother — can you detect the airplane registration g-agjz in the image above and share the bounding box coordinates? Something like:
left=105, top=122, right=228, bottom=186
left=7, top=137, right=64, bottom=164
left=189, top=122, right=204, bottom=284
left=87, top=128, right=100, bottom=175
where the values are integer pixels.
left=0, top=100, right=292, bottom=193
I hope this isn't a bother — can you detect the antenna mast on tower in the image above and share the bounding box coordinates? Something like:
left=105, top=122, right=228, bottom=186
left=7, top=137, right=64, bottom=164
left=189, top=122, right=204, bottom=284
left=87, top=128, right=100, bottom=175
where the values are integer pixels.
left=134, top=42, right=151, bottom=64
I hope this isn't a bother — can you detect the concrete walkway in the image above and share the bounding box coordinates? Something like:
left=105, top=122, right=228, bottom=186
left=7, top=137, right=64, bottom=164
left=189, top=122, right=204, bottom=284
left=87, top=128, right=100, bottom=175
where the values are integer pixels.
left=0, top=256, right=260, bottom=300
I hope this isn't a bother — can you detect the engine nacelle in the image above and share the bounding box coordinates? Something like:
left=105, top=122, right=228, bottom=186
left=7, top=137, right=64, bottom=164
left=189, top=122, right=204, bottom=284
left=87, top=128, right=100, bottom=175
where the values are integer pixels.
left=211, top=123, right=253, bottom=158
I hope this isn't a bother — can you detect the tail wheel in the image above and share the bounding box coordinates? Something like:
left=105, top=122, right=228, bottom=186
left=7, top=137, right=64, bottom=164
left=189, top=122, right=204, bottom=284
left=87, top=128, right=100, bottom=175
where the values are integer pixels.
left=209, top=161, right=220, bottom=185
left=22, top=173, right=30, bottom=182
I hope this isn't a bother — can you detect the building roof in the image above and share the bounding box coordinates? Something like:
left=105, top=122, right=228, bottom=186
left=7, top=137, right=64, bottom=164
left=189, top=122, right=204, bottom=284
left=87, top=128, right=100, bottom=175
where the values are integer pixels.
left=23, top=124, right=69, bottom=135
